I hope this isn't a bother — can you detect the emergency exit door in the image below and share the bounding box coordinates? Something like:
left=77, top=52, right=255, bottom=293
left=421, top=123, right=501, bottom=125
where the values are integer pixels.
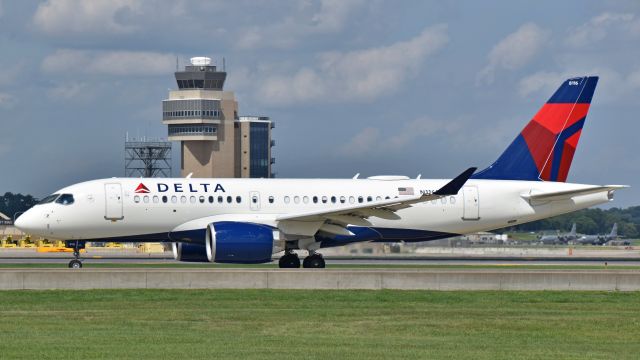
left=105, top=183, right=124, bottom=220
left=462, top=186, right=480, bottom=220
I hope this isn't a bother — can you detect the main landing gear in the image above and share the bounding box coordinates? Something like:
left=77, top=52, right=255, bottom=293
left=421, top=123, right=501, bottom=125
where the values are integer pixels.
left=278, top=251, right=325, bottom=269
left=65, top=240, right=84, bottom=269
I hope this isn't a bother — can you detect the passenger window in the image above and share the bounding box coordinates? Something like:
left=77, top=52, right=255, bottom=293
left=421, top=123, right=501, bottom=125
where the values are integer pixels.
left=134, top=196, right=140, bottom=203
left=208, top=196, right=214, bottom=203
left=367, top=196, right=373, bottom=202
left=331, top=196, right=336, bottom=204
left=284, top=196, right=290, bottom=204
left=171, top=196, right=177, bottom=203
left=358, top=196, right=363, bottom=203
left=153, top=196, right=159, bottom=204
left=322, top=196, right=328, bottom=204
left=294, top=196, right=300, bottom=204
left=268, top=196, right=274, bottom=204
left=180, top=196, right=187, bottom=204
left=339, top=196, right=346, bottom=204
left=218, top=196, right=223, bottom=203
left=199, top=196, right=205, bottom=203
left=143, top=196, right=149, bottom=203
left=236, top=196, right=242, bottom=203
left=349, top=196, right=355, bottom=204
left=441, top=197, right=447, bottom=204
left=189, top=196, right=196, bottom=204
left=252, top=196, right=258, bottom=204
left=303, top=196, right=309, bottom=204
left=162, top=196, right=168, bottom=203
left=376, top=196, right=382, bottom=201
left=450, top=196, right=456, bottom=204
left=385, top=196, right=390, bottom=200
left=227, top=196, right=232, bottom=203
left=313, top=196, right=318, bottom=204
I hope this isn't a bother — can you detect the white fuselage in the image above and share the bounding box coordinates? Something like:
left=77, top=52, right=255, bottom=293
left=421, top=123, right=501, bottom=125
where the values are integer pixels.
left=16, top=177, right=612, bottom=245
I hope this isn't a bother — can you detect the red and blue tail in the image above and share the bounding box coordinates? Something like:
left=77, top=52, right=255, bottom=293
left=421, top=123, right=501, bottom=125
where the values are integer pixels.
left=473, top=76, right=598, bottom=182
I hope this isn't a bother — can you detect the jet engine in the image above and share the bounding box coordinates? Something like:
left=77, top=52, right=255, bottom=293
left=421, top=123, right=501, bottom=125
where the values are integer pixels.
left=172, top=221, right=279, bottom=264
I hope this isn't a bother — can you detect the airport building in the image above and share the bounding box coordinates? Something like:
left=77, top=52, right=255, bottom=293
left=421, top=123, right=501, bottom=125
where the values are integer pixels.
left=162, top=57, right=274, bottom=178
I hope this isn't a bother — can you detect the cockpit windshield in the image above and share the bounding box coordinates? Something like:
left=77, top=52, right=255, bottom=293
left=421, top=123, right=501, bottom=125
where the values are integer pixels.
left=55, top=194, right=75, bottom=205
left=37, top=194, right=60, bottom=205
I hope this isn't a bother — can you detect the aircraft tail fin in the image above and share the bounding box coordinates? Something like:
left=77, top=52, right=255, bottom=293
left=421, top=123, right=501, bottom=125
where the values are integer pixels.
left=610, top=223, right=618, bottom=238
left=569, top=223, right=576, bottom=237
left=472, top=76, right=598, bottom=182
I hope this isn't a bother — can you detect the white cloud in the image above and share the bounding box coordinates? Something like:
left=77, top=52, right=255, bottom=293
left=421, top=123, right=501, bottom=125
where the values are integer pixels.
left=41, top=49, right=177, bottom=76
left=566, top=12, right=638, bottom=47
left=256, top=24, right=449, bottom=105
left=236, top=0, right=365, bottom=49
left=518, top=68, right=640, bottom=104
left=340, top=127, right=380, bottom=156
left=47, top=82, right=92, bottom=101
left=0, top=92, right=16, bottom=108
left=478, top=23, right=550, bottom=84
left=340, top=116, right=459, bottom=156
left=33, top=0, right=142, bottom=35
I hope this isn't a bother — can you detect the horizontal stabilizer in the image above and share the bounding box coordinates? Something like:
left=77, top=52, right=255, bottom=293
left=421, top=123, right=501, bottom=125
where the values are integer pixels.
left=522, top=185, right=628, bottom=202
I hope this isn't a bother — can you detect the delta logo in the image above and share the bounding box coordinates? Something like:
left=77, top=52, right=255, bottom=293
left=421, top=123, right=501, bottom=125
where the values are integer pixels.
left=135, top=183, right=150, bottom=194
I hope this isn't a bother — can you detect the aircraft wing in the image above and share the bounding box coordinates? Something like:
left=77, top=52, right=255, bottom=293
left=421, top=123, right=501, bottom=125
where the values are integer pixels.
left=275, top=168, right=476, bottom=235
left=522, top=185, right=628, bottom=202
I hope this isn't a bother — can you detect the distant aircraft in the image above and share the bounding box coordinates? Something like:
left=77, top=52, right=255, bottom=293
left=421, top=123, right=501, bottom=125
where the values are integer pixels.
left=575, top=223, right=618, bottom=245
left=539, top=223, right=577, bottom=245
left=15, top=76, right=628, bottom=268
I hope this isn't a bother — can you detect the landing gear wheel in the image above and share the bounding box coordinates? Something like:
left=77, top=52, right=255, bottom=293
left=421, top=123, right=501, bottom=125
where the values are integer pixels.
left=68, top=259, right=83, bottom=268
left=303, top=254, right=325, bottom=269
left=278, top=252, right=301, bottom=268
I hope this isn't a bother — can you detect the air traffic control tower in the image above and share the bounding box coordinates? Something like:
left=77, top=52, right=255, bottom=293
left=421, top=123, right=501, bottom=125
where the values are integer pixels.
left=163, top=57, right=274, bottom=178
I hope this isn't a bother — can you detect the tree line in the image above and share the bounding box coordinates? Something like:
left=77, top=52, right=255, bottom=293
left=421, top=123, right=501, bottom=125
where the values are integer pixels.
left=0, top=192, right=39, bottom=221
left=506, top=206, right=640, bottom=238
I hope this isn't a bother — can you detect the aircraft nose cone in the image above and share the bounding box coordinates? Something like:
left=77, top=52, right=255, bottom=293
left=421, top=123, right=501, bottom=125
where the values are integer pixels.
left=14, top=210, right=35, bottom=234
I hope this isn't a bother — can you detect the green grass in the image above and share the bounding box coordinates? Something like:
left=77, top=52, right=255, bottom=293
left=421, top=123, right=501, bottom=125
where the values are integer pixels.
left=1, top=262, right=640, bottom=270
left=0, top=290, right=638, bottom=359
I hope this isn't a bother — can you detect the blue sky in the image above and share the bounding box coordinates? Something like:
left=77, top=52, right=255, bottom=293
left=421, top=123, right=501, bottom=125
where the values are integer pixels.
left=0, top=0, right=639, bottom=207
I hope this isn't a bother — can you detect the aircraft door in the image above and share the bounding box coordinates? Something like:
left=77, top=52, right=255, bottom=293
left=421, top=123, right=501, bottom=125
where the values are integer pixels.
left=105, top=183, right=124, bottom=220
left=462, top=186, right=480, bottom=220
left=250, top=191, right=261, bottom=211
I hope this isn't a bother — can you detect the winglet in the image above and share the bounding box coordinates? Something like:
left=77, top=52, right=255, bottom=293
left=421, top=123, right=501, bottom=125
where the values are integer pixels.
left=434, top=167, right=477, bottom=196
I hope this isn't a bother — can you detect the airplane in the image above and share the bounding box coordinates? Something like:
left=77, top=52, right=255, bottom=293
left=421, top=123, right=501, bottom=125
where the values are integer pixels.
left=539, top=223, right=577, bottom=245
left=15, top=76, right=628, bottom=269
left=574, top=223, right=619, bottom=245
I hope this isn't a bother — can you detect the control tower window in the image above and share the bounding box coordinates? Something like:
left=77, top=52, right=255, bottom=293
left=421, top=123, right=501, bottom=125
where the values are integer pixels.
left=38, top=194, right=60, bottom=205
left=55, top=194, right=75, bottom=205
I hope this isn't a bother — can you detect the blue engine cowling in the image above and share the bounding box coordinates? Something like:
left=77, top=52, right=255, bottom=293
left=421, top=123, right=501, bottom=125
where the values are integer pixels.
left=208, top=221, right=275, bottom=264
left=172, top=242, right=209, bottom=262
left=172, top=221, right=276, bottom=264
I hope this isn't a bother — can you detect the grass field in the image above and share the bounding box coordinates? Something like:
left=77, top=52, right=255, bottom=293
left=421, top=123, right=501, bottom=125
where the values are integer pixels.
left=0, top=290, right=639, bottom=359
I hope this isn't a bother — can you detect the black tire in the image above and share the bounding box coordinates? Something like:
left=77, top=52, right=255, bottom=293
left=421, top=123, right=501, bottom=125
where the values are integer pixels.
left=68, top=259, right=83, bottom=269
left=303, top=255, right=325, bottom=269
left=278, top=254, right=300, bottom=268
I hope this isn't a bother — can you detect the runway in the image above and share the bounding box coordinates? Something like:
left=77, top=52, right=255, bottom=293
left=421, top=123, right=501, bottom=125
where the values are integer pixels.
left=0, top=254, right=639, bottom=266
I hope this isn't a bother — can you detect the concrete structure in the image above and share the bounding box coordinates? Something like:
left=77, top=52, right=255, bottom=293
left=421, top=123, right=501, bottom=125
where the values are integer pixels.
left=163, top=57, right=274, bottom=178
left=1, top=269, right=639, bottom=291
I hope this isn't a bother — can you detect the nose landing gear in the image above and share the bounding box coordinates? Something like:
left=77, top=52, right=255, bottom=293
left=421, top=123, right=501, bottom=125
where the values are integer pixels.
left=65, top=240, right=85, bottom=269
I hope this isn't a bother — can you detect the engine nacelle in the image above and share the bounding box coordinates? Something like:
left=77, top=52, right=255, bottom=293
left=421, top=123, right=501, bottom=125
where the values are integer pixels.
left=206, top=221, right=276, bottom=264
left=172, top=242, right=210, bottom=262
